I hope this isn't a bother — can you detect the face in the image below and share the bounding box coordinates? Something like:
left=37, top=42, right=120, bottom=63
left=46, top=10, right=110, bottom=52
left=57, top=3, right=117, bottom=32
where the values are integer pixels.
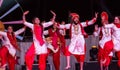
left=101, top=16, right=106, bottom=21
left=61, top=21, right=65, bottom=25
left=73, top=17, right=79, bottom=24
left=33, top=17, right=40, bottom=24
left=7, top=26, right=13, bottom=33
left=114, top=17, right=120, bottom=24
left=101, top=16, right=108, bottom=25
left=53, top=22, right=57, bottom=29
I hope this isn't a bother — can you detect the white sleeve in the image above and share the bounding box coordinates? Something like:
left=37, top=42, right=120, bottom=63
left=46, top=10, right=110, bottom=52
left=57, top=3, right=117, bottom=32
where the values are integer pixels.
left=104, top=23, right=114, bottom=28
left=14, top=28, right=25, bottom=36
left=24, top=22, right=33, bottom=29
left=81, top=18, right=96, bottom=27
left=42, top=21, right=53, bottom=28
left=80, top=22, right=87, bottom=27
left=43, top=30, right=49, bottom=35
left=0, top=31, right=6, bottom=36
left=59, top=24, right=70, bottom=29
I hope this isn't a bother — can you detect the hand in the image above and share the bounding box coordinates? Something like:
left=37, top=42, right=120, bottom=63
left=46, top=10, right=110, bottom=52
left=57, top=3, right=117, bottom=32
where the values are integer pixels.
left=95, top=12, right=98, bottom=19
left=50, top=10, right=56, bottom=17
left=23, top=11, right=29, bottom=16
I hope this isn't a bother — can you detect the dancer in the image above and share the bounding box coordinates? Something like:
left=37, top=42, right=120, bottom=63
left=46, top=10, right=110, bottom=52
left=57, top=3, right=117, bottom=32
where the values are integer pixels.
left=104, top=16, right=120, bottom=69
left=44, top=22, right=61, bottom=70
left=94, top=12, right=113, bottom=70
left=23, top=10, right=56, bottom=70
left=0, top=26, right=26, bottom=70
left=58, top=12, right=98, bottom=70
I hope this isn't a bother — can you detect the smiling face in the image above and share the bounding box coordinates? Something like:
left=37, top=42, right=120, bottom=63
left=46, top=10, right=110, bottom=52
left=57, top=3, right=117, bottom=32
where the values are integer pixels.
left=73, top=17, right=79, bottom=24
left=114, top=17, right=120, bottom=24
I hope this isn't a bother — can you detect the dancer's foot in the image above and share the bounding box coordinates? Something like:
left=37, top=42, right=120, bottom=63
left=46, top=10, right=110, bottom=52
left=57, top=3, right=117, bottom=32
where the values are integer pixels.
left=102, top=58, right=106, bottom=64
left=65, top=66, right=71, bottom=70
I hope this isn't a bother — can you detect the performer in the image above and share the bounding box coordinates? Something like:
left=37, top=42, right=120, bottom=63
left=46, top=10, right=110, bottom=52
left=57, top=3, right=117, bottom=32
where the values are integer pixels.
left=94, top=12, right=113, bottom=70
left=23, top=10, right=56, bottom=70
left=58, top=12, right=98, bottom=70
left=104, top=16, right=120, bottom=68
left=44, top=22, right=61, bottom=70
left=0, top=26, right=26, bottom=70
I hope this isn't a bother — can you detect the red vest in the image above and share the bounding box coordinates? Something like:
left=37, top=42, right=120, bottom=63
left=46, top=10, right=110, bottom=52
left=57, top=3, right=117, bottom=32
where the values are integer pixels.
left=7, top=32, right=20, bottom=51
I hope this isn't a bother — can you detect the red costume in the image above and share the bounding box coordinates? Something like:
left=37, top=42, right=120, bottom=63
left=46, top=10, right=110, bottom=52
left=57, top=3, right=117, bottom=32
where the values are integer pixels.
left=48, top=28, right=60, bottom=70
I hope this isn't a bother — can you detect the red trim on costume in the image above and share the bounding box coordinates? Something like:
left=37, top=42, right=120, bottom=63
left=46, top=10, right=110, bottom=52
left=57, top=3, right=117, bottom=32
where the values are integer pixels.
left=114, top=23, right=120, bottom=28
left=86, top=20, right=89, bottom=26
left=7, top=32, right=20, bottom=51
left=69, top=23, right=88, bottom=38
left=92, top=18, right=96, bottom=23
left=99, top=27, right=103, bottom=40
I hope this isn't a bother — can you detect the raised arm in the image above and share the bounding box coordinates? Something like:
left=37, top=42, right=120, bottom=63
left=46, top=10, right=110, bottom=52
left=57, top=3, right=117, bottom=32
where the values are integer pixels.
left=23, top=11, right=33, bottom=29
left=14, top=27, right=26, bottom=36
left=81, top=12, right=98, bottom=27
left=42, top=10, right=56, bottom=28
left=59, top=24, right=71, bottom=29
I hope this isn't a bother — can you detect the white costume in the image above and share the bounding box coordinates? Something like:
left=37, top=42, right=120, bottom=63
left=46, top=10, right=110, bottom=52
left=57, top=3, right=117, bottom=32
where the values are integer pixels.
left=0, top=28, right=25, bottom=57
left=24, top=21, right=53, bottom=54
left=93, top=26, right=113, bottom=56
left=59, top=18, right=96, bottom=55
left=105, top=23, right=120, bottom=51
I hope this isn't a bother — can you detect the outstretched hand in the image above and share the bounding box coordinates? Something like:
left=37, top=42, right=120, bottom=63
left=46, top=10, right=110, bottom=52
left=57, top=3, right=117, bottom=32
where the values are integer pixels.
left=50, top=10, right=56, bottom=17
left=23, top=11, right=29, bottom=16
left=95, top=12, right=98, bottom=18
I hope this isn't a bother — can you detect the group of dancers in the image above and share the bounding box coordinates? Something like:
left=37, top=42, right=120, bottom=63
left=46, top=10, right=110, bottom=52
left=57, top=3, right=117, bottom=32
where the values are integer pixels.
left=0, top=10, right=120, bottom=70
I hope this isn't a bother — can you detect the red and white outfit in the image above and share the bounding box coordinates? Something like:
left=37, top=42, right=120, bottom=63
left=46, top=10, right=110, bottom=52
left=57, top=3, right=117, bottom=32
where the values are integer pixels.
left=94, top=26, right=113, bottom=66
left=0, top=28, right=25, bottom=70
left=44, top=28, right=60, bottom=70
left=24, top=21, right=53, bottom=70
left=105, top=23, right=120, bottom=67
left=59, top=18, right=96, bottom=62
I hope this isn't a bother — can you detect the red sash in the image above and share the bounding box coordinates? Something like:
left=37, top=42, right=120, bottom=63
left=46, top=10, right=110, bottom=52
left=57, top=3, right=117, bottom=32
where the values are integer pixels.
left=7, top=32, right=20, bottom=51
left=115, top=23, right=120, bottom=28
left=34, top=25, right=44, bottom=46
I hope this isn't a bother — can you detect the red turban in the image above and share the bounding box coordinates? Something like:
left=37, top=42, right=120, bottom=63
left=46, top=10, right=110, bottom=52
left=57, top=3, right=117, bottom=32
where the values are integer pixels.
left=101, top=11, right=108, bottom=21
left=70, top=13, right=79, bottom=20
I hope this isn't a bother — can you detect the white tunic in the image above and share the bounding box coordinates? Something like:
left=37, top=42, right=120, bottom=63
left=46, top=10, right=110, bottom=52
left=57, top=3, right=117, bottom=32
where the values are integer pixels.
left=59, top=18, right=96, bottom=55
left=24, top=21, right=53, bottom=54
left=93, top=26, right=113, bottom=56
left=105, top=24, right=120, bottom=51
left=0, top=28, right=25, bottom=57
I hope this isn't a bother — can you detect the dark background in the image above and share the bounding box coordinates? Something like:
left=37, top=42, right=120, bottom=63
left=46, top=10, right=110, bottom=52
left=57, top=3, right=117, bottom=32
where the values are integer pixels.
left=0, top=0, right=120, bottom=37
